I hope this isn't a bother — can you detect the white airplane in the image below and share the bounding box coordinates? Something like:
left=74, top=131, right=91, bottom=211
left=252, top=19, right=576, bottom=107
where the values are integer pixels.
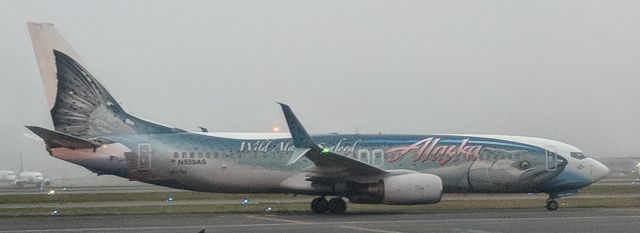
left=0, top=161, right=51, bottom=188
left=15, top=172, right=50, bottom=188
left=0, top=170, right=18, bottom=184
left=25, top=22, right=609, bottom=213
left=14, top=171, right=51, bottom=188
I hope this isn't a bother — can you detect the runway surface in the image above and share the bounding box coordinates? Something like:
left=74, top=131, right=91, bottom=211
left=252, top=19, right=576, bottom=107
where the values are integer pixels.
left=1, top=185, right=638, bottom=210
left=0, top=207, right=638, bottom=233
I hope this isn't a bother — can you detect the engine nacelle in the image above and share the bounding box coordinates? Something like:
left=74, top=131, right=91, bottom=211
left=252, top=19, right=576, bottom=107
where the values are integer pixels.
left=13, top=180, right=25, bottom=187
left=381, top=173, right=443, bottom=205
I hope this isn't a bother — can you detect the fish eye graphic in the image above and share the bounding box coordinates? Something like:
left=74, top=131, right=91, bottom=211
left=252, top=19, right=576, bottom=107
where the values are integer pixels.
left=519, top=160, right=531, bottom=170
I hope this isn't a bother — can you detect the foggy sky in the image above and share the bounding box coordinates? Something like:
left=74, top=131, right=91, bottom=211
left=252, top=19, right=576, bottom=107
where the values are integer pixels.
left=1, top=0, right=638, bottom=181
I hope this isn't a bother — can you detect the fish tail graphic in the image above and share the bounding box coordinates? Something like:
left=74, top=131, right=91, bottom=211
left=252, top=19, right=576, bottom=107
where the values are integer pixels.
left=27, top=23, right=183, bottom=139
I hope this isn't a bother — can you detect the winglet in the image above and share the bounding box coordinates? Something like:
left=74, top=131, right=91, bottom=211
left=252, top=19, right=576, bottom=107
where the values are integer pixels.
left=277, top=103, right=318, bottom=148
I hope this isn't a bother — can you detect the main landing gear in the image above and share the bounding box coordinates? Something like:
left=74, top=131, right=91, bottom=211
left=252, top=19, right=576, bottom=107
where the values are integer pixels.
left=546, top=193, right=559, bottom=211
left=310, top=197, right=347, bottom=214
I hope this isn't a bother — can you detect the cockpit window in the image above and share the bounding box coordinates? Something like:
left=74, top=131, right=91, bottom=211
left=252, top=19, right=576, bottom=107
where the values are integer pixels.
left=571, top=152, right=586, bottom=160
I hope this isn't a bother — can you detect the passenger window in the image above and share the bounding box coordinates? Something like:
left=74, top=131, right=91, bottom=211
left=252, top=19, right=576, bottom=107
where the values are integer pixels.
left=357, top=149, right=370, bottom=164
left=372, top=149, right=384, bottom=166
left=571, top=152, right=586, bottom=160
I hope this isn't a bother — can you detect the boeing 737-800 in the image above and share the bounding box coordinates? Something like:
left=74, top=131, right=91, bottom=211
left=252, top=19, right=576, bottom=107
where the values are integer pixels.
left=25, top=23, right=609, bottom=213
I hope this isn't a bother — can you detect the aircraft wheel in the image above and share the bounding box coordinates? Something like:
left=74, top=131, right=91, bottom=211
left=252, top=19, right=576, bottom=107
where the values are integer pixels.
left=546, top=200, right=559, bottom=211
left=310, top=197, right=329, bottom=213
left=328, top=197, right=347, bottom=214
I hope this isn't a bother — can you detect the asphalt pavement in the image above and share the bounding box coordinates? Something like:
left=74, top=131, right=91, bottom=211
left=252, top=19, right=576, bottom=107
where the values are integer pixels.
left=0, top=207, right=638, bottom=233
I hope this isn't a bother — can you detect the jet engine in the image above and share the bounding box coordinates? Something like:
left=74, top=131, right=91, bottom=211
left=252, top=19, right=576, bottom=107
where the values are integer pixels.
left=13, top=180, right=25, bottom=187
left=349, top=172, right=443, bottom=205
left=381, top=173, right=443, bottom=204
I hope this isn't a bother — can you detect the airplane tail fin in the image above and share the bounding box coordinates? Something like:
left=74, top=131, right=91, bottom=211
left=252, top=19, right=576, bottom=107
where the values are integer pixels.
left=27, top=23, right=183, bottom=139
left=19, top=156, right=24, bottom=173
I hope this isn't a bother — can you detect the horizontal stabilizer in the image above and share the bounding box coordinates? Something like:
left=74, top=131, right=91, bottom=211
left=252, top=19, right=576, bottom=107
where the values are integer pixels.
left=25, top=126, right=100, bottom=149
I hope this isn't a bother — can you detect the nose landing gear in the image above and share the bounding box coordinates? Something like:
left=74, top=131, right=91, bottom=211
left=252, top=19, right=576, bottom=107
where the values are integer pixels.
left=545, top=199, right=559, bottom=211
left=546, top=193, right=559, bottom=211
left=310, top=197, right=347, bottom=214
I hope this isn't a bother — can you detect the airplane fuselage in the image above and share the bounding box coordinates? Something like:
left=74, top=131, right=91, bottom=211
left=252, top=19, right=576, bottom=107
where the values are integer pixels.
left=49, top=132, right=604, bottom=196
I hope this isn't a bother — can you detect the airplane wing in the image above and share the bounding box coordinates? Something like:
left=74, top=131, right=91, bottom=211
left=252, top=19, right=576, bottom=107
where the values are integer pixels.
left=278, top=103, right=386, bottom=181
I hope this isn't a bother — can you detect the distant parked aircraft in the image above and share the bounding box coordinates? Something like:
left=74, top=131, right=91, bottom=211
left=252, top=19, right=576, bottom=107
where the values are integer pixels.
left=0, top=170, right=17, bottom=184
left=0, top=158, right=51, bottom=188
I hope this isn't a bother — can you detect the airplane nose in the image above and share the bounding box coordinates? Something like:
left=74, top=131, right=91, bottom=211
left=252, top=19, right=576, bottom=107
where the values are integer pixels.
left=591, top=159, right=609, bottom=182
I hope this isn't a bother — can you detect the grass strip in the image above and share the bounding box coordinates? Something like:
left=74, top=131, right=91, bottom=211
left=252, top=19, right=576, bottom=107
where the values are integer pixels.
left=1, top=185, right=637, bottom=204
left=1, top=197, right=638, bottom=217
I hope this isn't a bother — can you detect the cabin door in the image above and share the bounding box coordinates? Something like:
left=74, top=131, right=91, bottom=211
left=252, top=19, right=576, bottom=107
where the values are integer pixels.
left=137, top=144, right=151, bottom=170
left=544, top=146, right=558, bottom=171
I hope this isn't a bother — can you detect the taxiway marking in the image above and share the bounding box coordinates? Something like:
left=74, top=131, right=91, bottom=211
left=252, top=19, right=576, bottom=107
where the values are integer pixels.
left=338, top=225, right=405, bottom=233
left=246, top=214, right=308, bottom=224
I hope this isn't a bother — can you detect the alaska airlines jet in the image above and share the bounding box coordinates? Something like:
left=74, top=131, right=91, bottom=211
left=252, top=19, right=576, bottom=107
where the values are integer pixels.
left=25, top=23, right=609, bottom=213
